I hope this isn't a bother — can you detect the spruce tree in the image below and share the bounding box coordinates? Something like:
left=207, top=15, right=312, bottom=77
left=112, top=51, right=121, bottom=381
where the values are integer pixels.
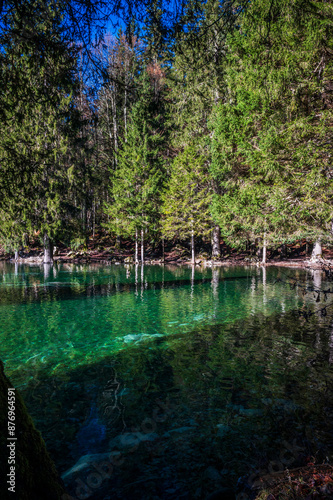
left=0, top=0, right=79, bottom=262
left=162, top=145, right=212, bottom=263
left=210, top=0, right=333, bottom=259
left=104, top=69, right=166, bottom=262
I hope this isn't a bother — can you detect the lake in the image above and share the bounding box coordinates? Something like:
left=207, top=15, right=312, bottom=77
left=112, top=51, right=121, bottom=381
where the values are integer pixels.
left=1, top=262, right=333, bottom=499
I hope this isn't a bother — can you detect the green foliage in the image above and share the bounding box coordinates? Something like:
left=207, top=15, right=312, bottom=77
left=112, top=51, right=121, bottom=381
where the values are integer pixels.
left=2, top=0, right=333, bottom=255
left=104, top=69, right=166, bottom=239
left=210, top=0, right=333, bottom=248
left=0, top=0, right=80, bottom=247
left=162, top=145, right=212, bottom=241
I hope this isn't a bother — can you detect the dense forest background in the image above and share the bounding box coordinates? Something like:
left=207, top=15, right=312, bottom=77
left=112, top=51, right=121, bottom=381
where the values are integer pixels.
left=1, top=0, right=333, bottom=264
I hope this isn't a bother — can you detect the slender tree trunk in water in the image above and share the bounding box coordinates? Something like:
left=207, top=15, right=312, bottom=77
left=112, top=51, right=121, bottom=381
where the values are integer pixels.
left=135, top=229, right=138, bottom=263
left=262, top=234, right=267, bottom=264
left=311, top=239, right=322, bottom=260
left=14, top=249, right=19, bottom=261
left=43, top=233, right=53, bottom=264
left=162, top=237, right=165, bottom=262
left=211, top=225, right=221, bottom=260
left=191, top=231, right=195, bottom=265
left=141, top=227, right=144, bottom=264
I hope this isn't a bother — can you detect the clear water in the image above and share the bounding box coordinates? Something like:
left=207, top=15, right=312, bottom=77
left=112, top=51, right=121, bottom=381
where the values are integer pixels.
left=1, top=262, right=333, bottom=499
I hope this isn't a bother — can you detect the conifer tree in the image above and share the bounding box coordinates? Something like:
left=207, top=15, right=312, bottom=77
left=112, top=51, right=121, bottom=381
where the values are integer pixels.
left=210, top=0, right=333, bottom=260
left=0, top=0, right=79, bottom=262
left=162, top=145, right=212, bottom=263
left=104, top=69, right=166, bottom=262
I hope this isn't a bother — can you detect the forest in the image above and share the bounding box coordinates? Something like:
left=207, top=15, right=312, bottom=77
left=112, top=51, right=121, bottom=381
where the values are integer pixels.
left=1, top=0, right=333, bottom=265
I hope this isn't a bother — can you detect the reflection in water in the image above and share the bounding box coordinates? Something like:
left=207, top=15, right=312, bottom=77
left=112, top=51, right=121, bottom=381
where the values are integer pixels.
left=312, top=269, right=322, bottom=290
left=0, top=263, right=333, bottom=498
left=43, top=263, right=52, bottom=280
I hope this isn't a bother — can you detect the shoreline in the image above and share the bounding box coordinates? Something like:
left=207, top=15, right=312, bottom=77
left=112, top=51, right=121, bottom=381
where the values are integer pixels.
left=1, top=254, right=330, bottom=270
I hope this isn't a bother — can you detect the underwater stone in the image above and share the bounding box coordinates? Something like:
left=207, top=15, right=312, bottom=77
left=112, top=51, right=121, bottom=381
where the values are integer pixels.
left=61, top=452, right=110, bottom=482
left=109, top=431, right=158, bottom=450
left=123, top=334, right=143, bottom=343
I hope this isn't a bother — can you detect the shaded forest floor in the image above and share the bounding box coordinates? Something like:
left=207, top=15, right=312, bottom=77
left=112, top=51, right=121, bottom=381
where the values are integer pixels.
left=2, top=235, right=333, bottom=268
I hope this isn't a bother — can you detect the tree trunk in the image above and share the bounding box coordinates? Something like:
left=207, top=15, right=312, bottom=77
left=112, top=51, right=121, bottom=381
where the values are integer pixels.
left=311, top=239, right=322, bottom=260
left=92, top=199, right=96, bottom=239
left=305, top=241, right=309, bottom=256
left=262, top=234, right=267, bottom=264
left=191, top=231, right=195, bottom=265
left=135, top=229, right=139, bottom=264
left=112, top=92, right=118, bottom=161
left=329, top=328, right=333, bottom=365
left=211, top=225, right=221, bottom=260
left=82, top=196, right=87, bottom=237
left=162, top=237, right=165, bottom=263
left=43, top=233, right=53, bottom=264
left=141, top=227, right=144, bottom=264
left=124, top=60, right=128, bottom=142
left=14, top=249, right=19, bottom=261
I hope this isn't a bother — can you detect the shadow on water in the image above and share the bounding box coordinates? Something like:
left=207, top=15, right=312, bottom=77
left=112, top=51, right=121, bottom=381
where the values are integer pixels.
left=17, top=308, right=333, bottom=500
left=1, top=263, right=333, bottom=498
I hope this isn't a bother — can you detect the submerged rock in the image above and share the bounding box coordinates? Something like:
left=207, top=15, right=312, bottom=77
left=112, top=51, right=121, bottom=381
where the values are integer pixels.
left=109, top=431, right=158, bottom=450
left=123, top=333, right=164, bottom=343
left=123, top=334, right=143, bottom=343
left=61, top=452, right=110, bottom=481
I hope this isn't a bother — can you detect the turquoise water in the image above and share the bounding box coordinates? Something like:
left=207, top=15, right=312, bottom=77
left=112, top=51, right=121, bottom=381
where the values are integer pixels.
left=1, top=262, right=333, bottom=498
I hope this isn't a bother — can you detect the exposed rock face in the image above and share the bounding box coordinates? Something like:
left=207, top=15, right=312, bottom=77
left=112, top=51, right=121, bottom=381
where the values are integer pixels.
left=0, top=360, right=65, bottom=500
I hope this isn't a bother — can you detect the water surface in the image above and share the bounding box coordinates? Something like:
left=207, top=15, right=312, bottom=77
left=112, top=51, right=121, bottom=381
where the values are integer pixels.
left=1, top=262, right=332, bottom=499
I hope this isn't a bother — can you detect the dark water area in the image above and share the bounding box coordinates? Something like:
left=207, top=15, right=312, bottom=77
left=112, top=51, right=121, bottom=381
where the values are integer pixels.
left=1, top=262, right=333, bottom=499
